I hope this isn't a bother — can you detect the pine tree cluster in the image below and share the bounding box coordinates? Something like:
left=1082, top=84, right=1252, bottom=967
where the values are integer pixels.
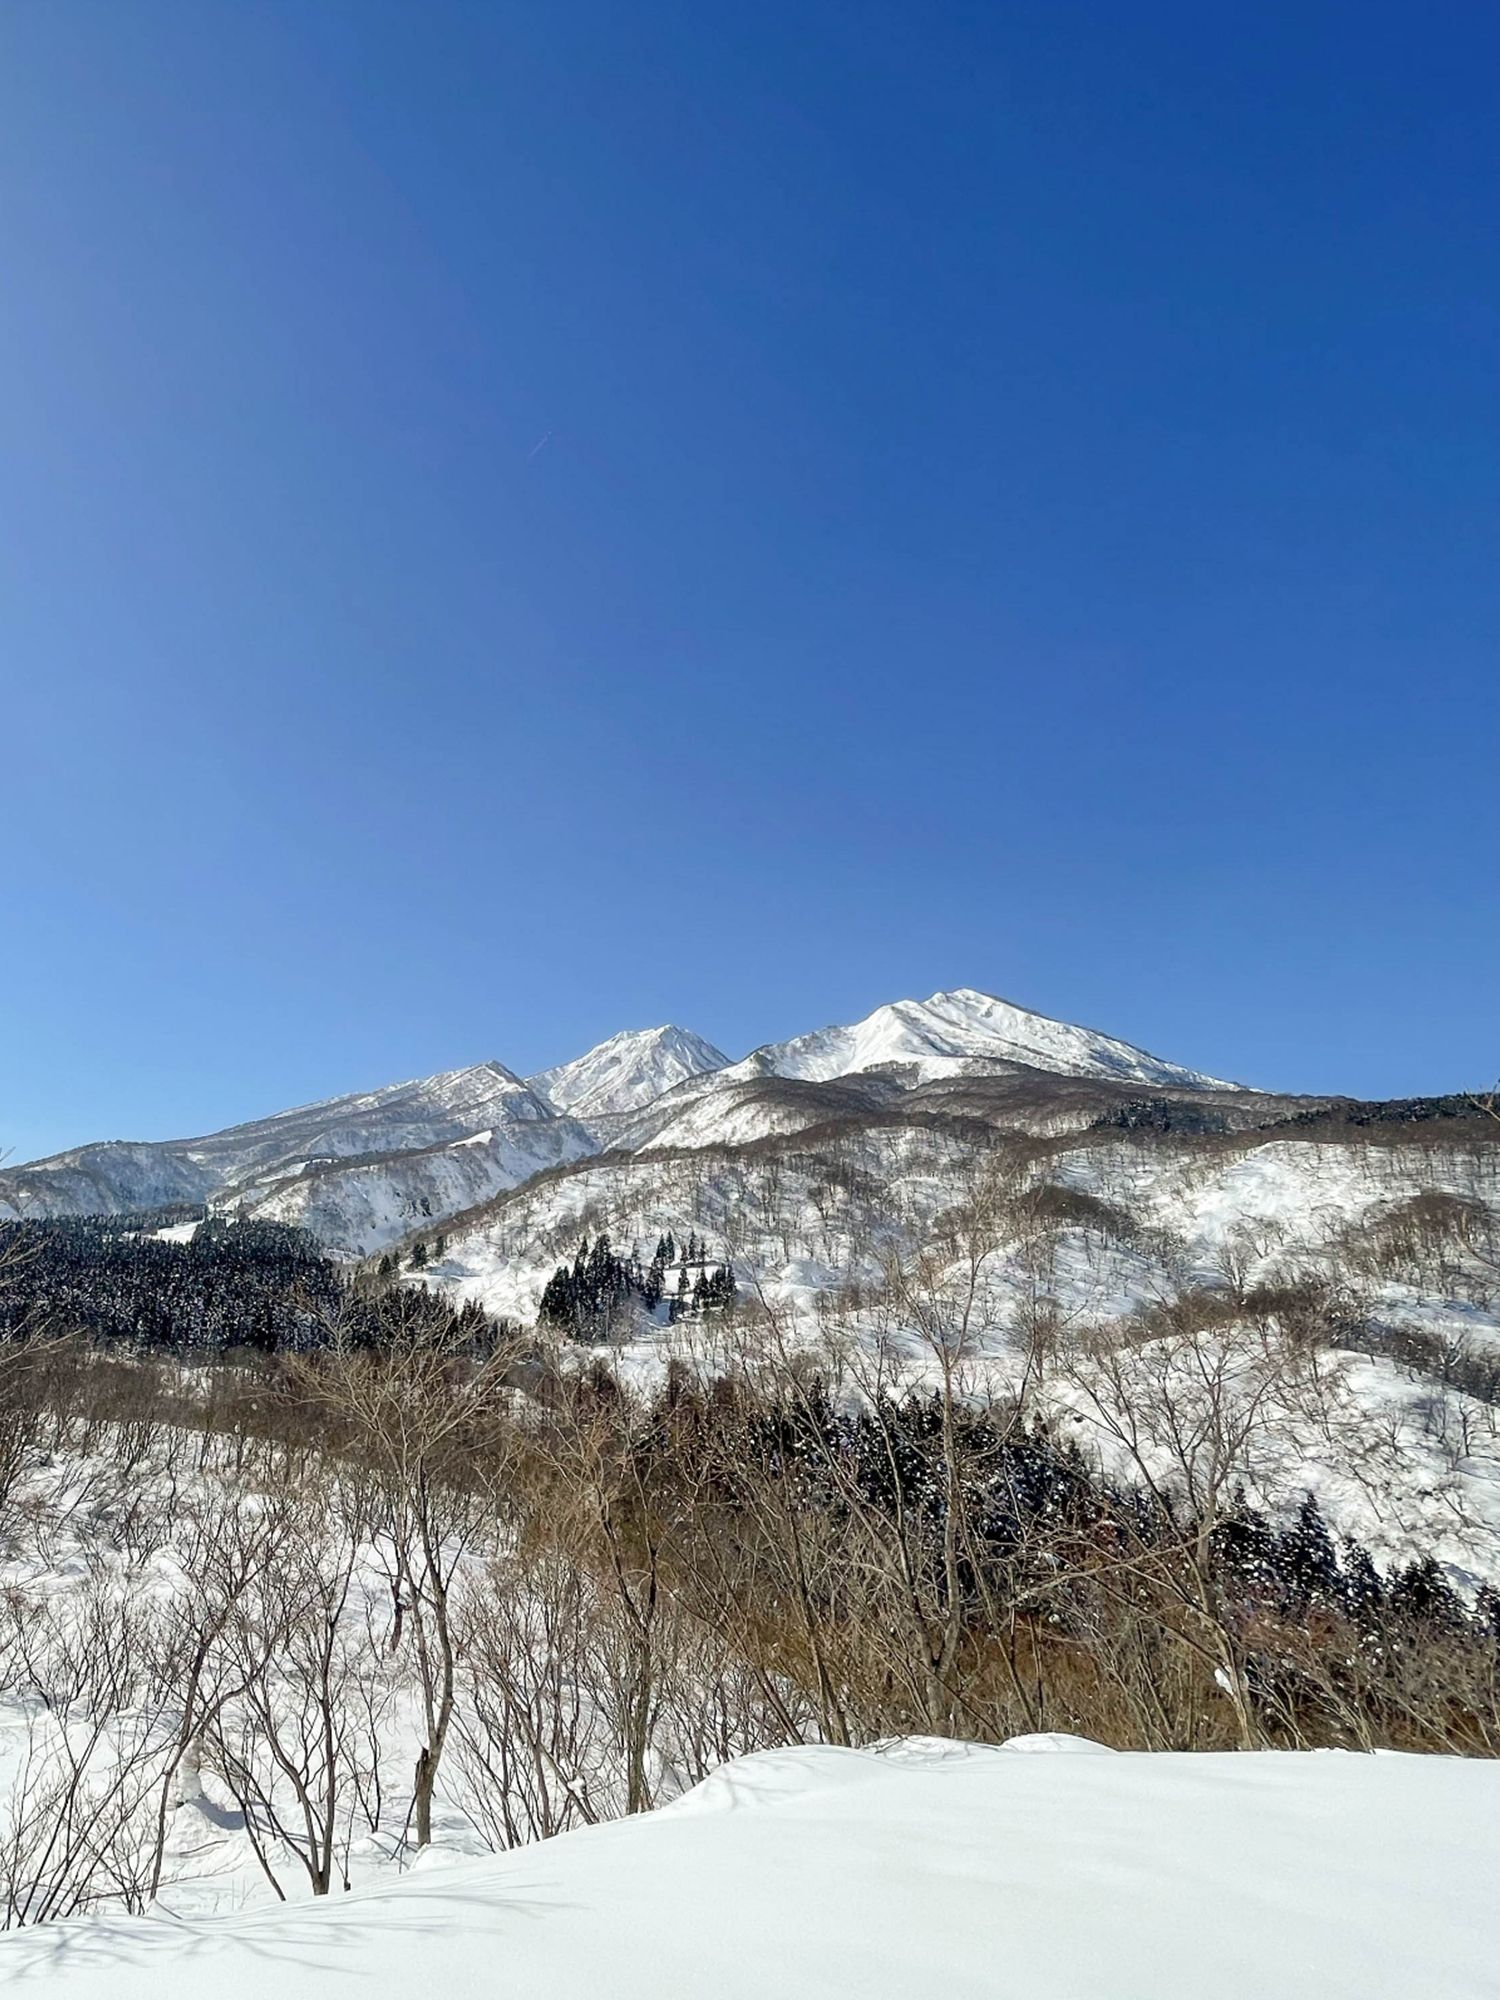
left=538, top=1231, right=736, bottom=1341
left=0, top=1214, right=521, bottom=1360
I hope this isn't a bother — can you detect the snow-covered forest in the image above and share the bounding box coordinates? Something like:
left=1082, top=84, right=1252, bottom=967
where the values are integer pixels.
left=3, top=1167, right=1500, bottom=1928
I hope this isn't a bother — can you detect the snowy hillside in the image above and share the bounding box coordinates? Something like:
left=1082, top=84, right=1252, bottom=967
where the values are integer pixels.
left=426, top=1112, right=1500, bottom=1582
left=0, top=1063, right=563, bottom=1223
left=3, top=1737, right=1494, bottom=1999
left=437, top=1121, right=1500, bottom=1344
left=232, top=1112, right=599, bottom=1260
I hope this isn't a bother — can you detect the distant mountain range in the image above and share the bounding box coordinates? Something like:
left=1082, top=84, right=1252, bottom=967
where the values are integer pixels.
left=0, top=990, right=1239, bottom=1253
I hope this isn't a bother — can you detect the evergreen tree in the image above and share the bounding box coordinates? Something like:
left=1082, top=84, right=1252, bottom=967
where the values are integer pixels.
left=536, top=1231, right=659, bottom=1341
left=643, top=1239, right=667, bottom=1311
left=1279, top=1495, right=1341, bottom=1612
left=1341, top=1541, right=1385, bottom=1628
left=538, top=1262, right=577, bottom=1331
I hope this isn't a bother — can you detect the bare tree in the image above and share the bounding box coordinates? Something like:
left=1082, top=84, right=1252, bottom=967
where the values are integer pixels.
left=290, top=1292, right=519, bottom=1848
left=1057, top=1309, right=1303, bottom=1748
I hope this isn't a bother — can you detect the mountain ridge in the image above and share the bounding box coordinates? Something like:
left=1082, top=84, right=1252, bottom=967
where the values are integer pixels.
left=0, top=989, right=1242, bottom=1244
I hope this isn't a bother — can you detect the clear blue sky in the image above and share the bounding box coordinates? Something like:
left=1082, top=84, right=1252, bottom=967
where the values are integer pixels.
left=4, top=0, right=1496, bottom=1162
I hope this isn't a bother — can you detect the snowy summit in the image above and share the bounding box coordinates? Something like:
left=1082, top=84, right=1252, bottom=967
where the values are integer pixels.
left=527, top=1023, right=731, bottom=1122
left=725, top=986, right=1238, bottom=1089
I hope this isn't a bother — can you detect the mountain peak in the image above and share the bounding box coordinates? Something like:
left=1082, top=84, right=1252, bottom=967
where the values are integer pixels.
left=527, top=1025, right=731, bottom=1124
left=570, top=1025, right=694, bottom=1057
left=728, top=988, right=1235, bottom=1093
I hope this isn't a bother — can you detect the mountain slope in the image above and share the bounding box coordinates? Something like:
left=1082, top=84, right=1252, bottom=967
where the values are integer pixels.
left=0, top=988, right=1242, bottom=1244
left=0, top=1063, right=573, bottom=1224
left=236, top=1111, right=598, bottom=1259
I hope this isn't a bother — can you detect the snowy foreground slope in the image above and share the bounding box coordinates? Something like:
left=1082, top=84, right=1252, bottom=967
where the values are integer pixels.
left=4, top=1738, right=1495, bottom=2000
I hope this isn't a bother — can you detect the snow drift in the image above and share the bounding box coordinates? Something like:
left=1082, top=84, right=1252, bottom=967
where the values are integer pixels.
left=4, top=1736, right=1495, bottom=1999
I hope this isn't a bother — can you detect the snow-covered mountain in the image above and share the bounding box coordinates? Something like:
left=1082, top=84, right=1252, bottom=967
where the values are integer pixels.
left=0, top=989, right=1244, bottom=1249
left=560, top=990, right=1241, bottom=1159
left=528, top=1025, right=729, bottom=1122
left=729, top=988, right=1237, bottom=1091
left=0, top=1062, right=593, bottom=1233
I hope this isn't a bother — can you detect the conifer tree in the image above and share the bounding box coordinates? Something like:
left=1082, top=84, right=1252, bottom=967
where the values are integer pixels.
left=644, top=1239, right=667, bottom=1311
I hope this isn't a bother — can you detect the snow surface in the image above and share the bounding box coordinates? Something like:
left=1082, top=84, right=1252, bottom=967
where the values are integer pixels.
left=4, top=1736, right=1495, bottom=1998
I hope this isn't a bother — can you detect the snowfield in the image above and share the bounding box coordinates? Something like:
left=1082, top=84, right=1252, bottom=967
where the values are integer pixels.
left=3, top=1735, right=1496, bottom=1999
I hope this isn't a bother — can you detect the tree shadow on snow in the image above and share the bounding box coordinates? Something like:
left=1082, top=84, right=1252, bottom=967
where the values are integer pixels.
left=0, top=1876, right=583, bottom=1981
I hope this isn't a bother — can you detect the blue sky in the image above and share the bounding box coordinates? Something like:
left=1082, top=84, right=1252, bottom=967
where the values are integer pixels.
left=3, top=0, right=1497, bottom=1162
